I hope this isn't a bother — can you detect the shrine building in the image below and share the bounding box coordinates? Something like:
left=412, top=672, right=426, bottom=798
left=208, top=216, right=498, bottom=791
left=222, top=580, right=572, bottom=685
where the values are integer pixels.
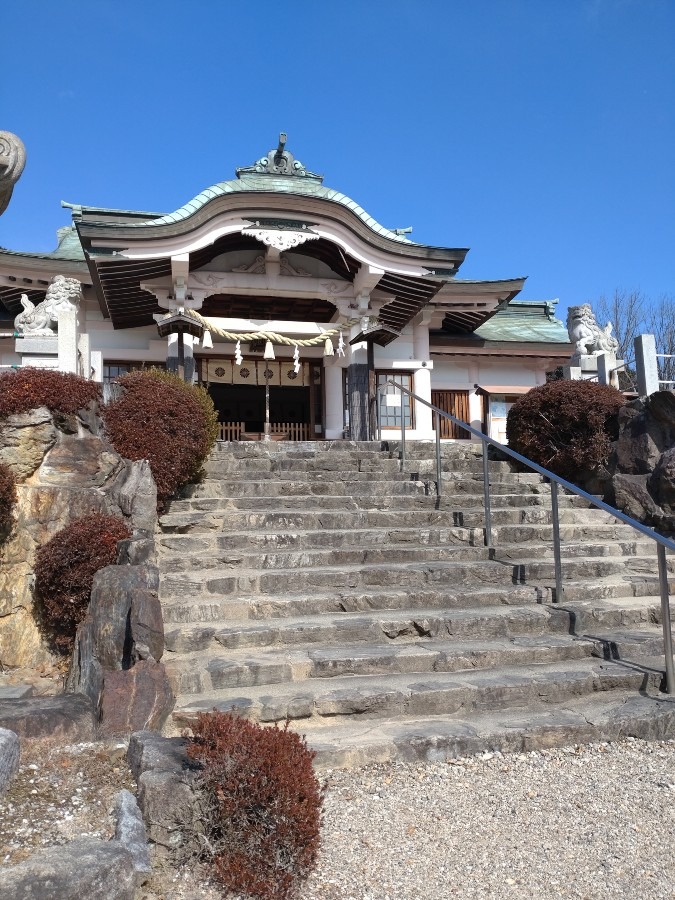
left=0, top=135, right=572, bottom=442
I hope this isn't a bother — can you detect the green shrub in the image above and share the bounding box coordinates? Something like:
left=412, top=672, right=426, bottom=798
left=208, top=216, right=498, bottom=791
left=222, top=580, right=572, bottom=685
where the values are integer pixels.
left=34, top=513, right=130, bottom=653
left=506, top=379, right=624, bottom=482
left=0, top=462, right=16, bottom=541
left=187, top=711, right=324, bottom=900
left=0, top=368, right=100, bottom=418
left=102, top=370, right=217, bottom=507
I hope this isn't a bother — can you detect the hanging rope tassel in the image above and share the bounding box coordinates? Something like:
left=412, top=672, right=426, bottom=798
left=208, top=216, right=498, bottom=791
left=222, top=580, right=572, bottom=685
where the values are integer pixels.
left=324, top=337, right=334, bottom=357
left=264, top=339, right=276, bottom=360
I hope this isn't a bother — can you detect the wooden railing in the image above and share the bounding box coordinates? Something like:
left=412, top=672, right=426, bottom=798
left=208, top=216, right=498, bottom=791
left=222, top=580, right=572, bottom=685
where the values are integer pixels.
left=218, top=422, right=244, bottom=441
left=272, top=422, right=311, bottom=441
left=217, top=422, right=311, bottom=441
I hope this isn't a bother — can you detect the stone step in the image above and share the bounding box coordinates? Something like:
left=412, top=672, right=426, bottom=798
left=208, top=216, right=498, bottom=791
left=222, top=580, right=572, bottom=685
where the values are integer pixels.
left=164, top=602, right=567, bottom=656
left=157, top=522, right=638, bottom=556
left=166, top=491, right=578, bottom=514
left=162, top=595, right=663, bottom=652
left=171, top=657, right=663, bottom=726
left=292, top=691, right=675, bottom=768
left=158, top=538, right=654, bottom=576
left=584, top=626, right=668, bottom=663
left=170, top=477, right=550, bottom=505
left=160, top=584, right=550, bottom=624
left=158, top=505, right=619, bottom=534
left=158, top=542, right=494, bottom=575
left=159, top=555, right=649, bottom=600
left=203, top=455, right=513, bottom=475
left=164, top=633, right=593, bottom=695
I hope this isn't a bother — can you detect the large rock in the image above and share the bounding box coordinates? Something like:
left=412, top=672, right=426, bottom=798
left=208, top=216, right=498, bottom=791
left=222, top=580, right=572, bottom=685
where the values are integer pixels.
left=129, top=731, right=204, bottom=861
left=99, top=659, right=174, bottom=738
left=0, top=407, right=57, bottom=480
left=613, top=473, right=665, bottom=524
left=613, top=401, right=668, bottom=475
left=108, top=459, right=157, bottom=534
left=0, top=694, right=95, bottom=741
left=609, top=392, right=675, bottom=534
left=127, top=730, right=193, bottom=781
left=0, top=837, right=135, bottom=900
left=113, top=789, right=152, bottom=883
left=0, top=727, right=20, bottom=794
left=0, top=406, right=158, bottom=670
left=68, top=563, right=163, bottom=711
left=650, top=447, right=675, bottom=512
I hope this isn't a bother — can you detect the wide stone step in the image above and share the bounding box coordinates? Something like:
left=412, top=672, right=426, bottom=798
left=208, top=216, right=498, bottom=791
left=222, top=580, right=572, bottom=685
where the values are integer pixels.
left=164, top=491, right=578, bottom=514
left=160, top=584, right=549, bottom=624
left=203, top=455, right=514, bottom=476
left=164, top=633, right=593, bottom=695
left=163, top=603, right=566, bottom=656
left=159, top=556, right=646, bottom=600
left=293, top=691, right=675, bottom=768
left=159, top=543, right=493, bottom=575
left=584, top=626, right=668, bottom=663
left=171, top=657, right=663, bottom=725
left=158, top=496, right=602, bottom=531
left=157, top=522, right=640, bottom=557
left=158, top=537, right=654, bottom=576
left=161, top=596, right=663, bottom=650
left=170, top=477, right=549, bottom=505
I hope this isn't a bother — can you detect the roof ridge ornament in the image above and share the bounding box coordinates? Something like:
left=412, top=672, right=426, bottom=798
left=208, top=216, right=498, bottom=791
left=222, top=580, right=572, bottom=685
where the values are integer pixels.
left=236, top=132, right=323, bottom=182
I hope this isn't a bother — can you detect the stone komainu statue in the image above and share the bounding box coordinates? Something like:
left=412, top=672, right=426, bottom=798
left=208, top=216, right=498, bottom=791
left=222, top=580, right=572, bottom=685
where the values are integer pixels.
left=14, top=275, right=83, bottom=336
left=566, top=304, right=620, bottom=356
left=0, top=131, right=26, bottom=217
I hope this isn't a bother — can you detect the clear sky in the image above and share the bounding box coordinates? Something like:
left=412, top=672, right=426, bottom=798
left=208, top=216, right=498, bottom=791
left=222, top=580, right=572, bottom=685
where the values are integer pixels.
left=1, top=0, right=673, bottom=324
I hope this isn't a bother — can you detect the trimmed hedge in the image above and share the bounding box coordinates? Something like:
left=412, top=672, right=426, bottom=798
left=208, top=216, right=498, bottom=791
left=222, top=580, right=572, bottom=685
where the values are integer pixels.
left=506, top=379, right=624, bottom=482
left=0, top=368, right=100, bottom=418
left=35, top=513, right=131, bottom=653
left=187, top=711, right=324, bottom=900
left=102, top=370, right=218, bottom=506
left=0, top=462, right=16, bottom=541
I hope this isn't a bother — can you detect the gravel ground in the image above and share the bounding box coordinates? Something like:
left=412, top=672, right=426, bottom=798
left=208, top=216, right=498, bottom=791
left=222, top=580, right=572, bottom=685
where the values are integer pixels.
left=2, top=737, right=675, bottom=899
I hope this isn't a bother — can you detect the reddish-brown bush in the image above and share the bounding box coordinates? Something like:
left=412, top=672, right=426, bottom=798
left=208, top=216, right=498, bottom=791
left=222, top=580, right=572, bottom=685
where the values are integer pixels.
left=187, top=711, right=324, bottom=900
left=0, top=462, right=16, bottom=540
left=34, top=513, right=130, bottom=653
left=102, top=370, right=217, bottom=506
left=0, top=368, right=100, bottom=418
left=506, top=379, right=624, bottom=482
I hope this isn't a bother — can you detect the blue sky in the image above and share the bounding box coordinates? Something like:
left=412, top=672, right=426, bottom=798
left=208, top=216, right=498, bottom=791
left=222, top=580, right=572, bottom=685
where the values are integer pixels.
left=1, top=0, right=673, bottom=323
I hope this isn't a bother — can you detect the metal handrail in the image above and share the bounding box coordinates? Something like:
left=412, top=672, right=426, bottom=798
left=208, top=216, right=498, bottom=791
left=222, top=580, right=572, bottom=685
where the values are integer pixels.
left=376, top=380, right=675, bottom=694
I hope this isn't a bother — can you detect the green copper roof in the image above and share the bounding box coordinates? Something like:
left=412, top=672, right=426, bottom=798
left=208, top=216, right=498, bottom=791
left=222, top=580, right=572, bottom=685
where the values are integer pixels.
left=0, top=226, right=85, bottom=263
left=475, top=300, right=569, bottom=343
left=131, top=173, right=414, bottom=244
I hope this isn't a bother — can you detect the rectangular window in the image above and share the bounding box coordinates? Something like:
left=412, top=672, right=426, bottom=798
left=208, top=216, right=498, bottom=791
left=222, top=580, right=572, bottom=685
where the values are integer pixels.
left=102, top=361, right=164, bottom=383
left=376, top=371, right=413, bottom=429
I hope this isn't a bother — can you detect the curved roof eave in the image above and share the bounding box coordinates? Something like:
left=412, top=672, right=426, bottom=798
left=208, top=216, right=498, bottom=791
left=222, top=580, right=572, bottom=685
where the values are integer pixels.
left=77, top=176, right=468, bottom=264
left=134, top=176, right=413, bottom=243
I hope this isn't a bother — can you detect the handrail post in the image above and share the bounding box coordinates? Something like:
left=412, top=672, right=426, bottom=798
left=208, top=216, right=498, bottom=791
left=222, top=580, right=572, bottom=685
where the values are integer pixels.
left=657, top=544, right=675, bottom=694
left=481, top=439, right=492, bottom=548
left=376, top=388, right=382, bottom=443
left=400, top=400, right=406, bottom=473
left=550, top=480, right=564, bottom=603
left=434, top=410, right=442, bottom=497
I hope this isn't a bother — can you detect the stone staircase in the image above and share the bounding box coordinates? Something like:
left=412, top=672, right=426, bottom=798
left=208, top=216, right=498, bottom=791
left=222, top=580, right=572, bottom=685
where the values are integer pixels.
left=157, top=441, right=675, bottom=767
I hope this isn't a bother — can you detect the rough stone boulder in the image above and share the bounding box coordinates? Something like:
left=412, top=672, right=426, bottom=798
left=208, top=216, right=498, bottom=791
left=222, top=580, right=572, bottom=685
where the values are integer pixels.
left=67, top=562, right=174, bottom=734
left=0, top=694, right=95, bottom=742
left=128, top=731, right=204, bottom=862
left=0, top=837, right=135, bottom=900
left=0, top=727, right=20, bottom=794
left=609, top=392, right=675, bottom=533
left=0, top=404, right=157, bottom=669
